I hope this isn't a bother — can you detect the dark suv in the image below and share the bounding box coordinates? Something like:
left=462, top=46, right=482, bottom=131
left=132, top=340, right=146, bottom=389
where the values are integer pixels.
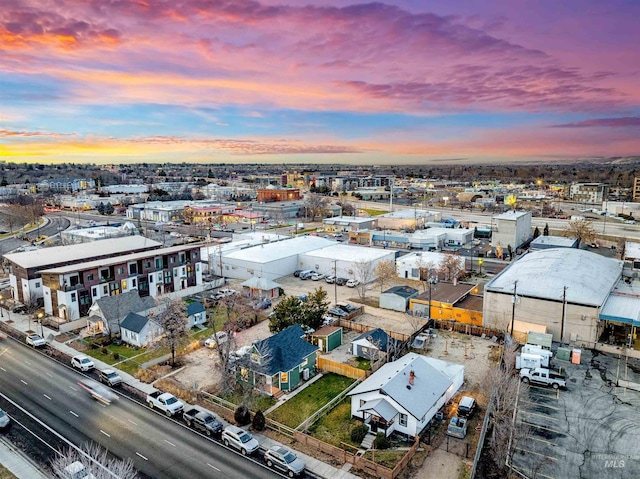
left=335, top=277, right=348, bottom=286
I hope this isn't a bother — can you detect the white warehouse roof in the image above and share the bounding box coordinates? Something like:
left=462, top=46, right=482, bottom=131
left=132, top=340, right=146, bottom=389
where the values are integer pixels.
left=303, top=243, right=395, bottom=263
left=486, top=248, right=622, bottom=307
left=224, top=236, right=333, bottom=264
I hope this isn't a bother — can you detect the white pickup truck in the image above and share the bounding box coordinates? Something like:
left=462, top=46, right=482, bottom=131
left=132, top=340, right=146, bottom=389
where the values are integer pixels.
left=520, top=367, right=566, bottom=390
left=146, top=391, right=184, bottom=417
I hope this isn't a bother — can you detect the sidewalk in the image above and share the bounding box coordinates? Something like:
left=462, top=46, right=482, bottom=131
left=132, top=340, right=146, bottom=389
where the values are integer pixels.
left=0, top=437, right=48, bottom=479
left=0, top=306, right=361, bottom=479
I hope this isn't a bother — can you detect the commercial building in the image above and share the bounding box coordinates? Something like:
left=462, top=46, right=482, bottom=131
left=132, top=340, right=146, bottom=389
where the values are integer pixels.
left=569, top=183, right=609, bottom=204
left=257, top=187, right=301, bottom=203
left=491, top=210, right=532, bottom=252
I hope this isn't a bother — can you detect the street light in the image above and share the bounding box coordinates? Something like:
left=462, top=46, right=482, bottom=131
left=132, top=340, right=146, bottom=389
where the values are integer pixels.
left=0, top=294, right=3, bottom=318
left=478, top=258, right=484, bottom=275
left=38, top=312, right=44, bottom=336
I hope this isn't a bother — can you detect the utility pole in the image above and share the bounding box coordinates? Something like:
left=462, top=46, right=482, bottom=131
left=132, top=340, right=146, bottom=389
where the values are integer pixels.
left=510, top=280, right=518, bottom=336
left=333, top=260, right=338, bottom=305
left=560, top=286, right=568, bottom=345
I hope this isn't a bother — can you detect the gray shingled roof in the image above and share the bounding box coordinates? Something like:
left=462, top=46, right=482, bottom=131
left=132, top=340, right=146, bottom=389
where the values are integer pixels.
left=120, top=312, right=148, bottom=334
left=95, top=291, right=157, bottom=323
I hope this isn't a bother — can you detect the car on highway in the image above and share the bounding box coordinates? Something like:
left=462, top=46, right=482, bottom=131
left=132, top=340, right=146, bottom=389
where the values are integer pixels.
left=0, top=407, right=10, bottom=429
left=26, top=333, right=46, bottom=347
left=71, top=354, right=95, bottom=372
left=99, top=369, right=122, bottom=387
left=77, top=379, right=119, bottom=405
left=346, top=279, right=360, bottom=288
left=264, top=445, right=306, bottom=477
left=222, top=425, right=260, bottom=455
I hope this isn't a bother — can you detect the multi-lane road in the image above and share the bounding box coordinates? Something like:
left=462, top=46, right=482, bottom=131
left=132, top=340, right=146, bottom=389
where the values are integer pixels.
left=0, top=337, right=281, bottom=478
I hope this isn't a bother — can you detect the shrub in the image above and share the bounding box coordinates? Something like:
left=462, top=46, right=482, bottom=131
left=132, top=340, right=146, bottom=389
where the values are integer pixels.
left=235, top=405, right=251, bottom=426
left=134, top=368, right=157, bottom=383
left=101, top=346, right=108, bottom=355
left=373, top=432, right=390, bottom=450
left=252, top=410, right=266, bottom=431
left=350, top=424, right=369, bottom=443
left=113, top=352, right=120, bottom=361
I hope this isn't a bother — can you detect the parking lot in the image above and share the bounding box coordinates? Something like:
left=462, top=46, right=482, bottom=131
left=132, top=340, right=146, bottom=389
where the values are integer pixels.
left=512, top=348, right=640, bottom=479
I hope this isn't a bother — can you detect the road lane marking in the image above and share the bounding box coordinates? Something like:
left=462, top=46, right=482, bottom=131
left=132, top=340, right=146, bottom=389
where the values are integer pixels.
left=24, top=360, right=32, bottom=365
left=164, top=439, right=176, bottom=447
left=136, top=452, right=148, bottom=461
left=20, top=380, right=28, bottom=385
left=69, top=385, right=78, bottom=391
left=45, top=372, right=53, bottom=378
left=100, top=430, right=111, bottom=437
left=69, top=410, right=79, bottom=417
left=5, top=414, right=62, bottom=455
left=43, top=394, right=52, bottom=400
left=207, top=463, right=221, bottom=471
left=128, top=419, right=137, bottom=426
left=0, top=367, right=6, bottom=372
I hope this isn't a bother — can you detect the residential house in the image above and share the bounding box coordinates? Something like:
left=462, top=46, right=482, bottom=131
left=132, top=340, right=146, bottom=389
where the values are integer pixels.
left=186, top=301, right=207, bottom=328
left=351, top=328, right=402, bottom=361
left=120, top=312, right=162, bottom=347
left=243, top=325, right=318, bottom=396
left=88, top=291, right=159, bottom=336
left=348, top=353, right=464, bottom=438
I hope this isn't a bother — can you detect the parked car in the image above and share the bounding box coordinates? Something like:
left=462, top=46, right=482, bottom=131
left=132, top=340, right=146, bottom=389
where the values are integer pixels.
left=99, top=369, right=122, bottom=387
left=205, top=331, right=229, bottom=349
left=0, top=407, right=10, bottom=429
left=411, top=333, right=429, bottom=349
left=337, top=303, right=356, bottom=313
left=299, top=270, right=317, bottom=280
left=25, top=334, right=46, bottom=347
left=335, top=277, right=348, bottom=286
left=346, top=279, right=360, bottom=288
left=293, top=270, right=303, bottom=277
left=264, top=445, right=306, bottom=477
left=71, top=354, right=95, bottom=372
left=254, top=299, right=272, bottom=310
left=12, top=305, right=27, bottom=314
left=146, top=391, right=184, bottom=416
left=183, top=408, right=223, bottom=437
left=222, top=425, right=260, bottom=455
left=328, top=307, right=348, bottom=317
left=333, top=233, right=343, bottom=238
left=457, top=396, right=476, bottom=418
left=325, top=275, right=336, bottom=284
left=310, top=273, right=325, bottom=281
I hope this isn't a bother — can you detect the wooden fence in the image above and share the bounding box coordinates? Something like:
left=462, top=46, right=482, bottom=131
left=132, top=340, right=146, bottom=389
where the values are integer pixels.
left=317, top=357, right=367, bottom=380
left=432, top=320, right=504, bottom=341
left=336, top=318, right=410, bottom=342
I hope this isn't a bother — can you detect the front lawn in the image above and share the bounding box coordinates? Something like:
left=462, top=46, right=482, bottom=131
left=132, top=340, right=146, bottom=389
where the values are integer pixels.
left=267, top=373, right=354, bottom=428
left=307, top=398, right=362, bottom=448
left=217, top=390, right=276, bottom=413
left=354, top=357, right=371, bottom=370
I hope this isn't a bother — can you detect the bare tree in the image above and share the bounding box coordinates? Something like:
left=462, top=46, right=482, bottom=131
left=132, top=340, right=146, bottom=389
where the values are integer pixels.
left=416, top=258, right=438, bottom=292
left=375, top=260, right=397, bottom=292
left=562, top=219, right=595, bottom=248
left=483, top=344, right=530, bottom=470
left=157, top=299, right=189, bottom=367
left=352, top=259, right=376, bottom=300
left=304, top=193, right=328, bottom=220
left=51, top=442, right=138, bottom=479
left=438, top=253, right=465, bottom=282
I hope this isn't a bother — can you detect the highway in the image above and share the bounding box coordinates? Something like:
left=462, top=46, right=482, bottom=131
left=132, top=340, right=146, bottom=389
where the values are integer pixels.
left=0, top=337, right=281, bottom=479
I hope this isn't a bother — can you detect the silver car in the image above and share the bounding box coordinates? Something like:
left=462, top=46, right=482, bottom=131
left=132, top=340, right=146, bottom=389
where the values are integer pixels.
left=264, top=446, right=305, bottom=477
left=0, top=408, right=10, bottom=429
left=221, top=425, right=260, bottom=455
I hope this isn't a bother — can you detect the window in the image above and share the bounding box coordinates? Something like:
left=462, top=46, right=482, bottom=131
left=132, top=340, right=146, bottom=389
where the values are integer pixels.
left=121, top=280, right=127, bottom=290
left=71, top=293, right=77, bottom=303
left=102, top=285, right=108, bottom=295
left=170, top=257, right=175, bottom=264
left=129, top=263, right=137, bottom=275
left=399, top=413, right=407, bottom=427
left=155, top=258, right=162, bottom=269
left=145, top=261, right=151, bottom=268
left=117, top=267, right=124, bottom=275
left=92, top=287, right=98, bottom=297
left=87, top=274, right=94, bottom=281
left=132, top=279, right=137, bottom=288
left=35, top=282, right=40, bottom=288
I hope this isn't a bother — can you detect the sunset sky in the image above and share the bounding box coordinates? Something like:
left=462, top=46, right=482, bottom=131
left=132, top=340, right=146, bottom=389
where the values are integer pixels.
left=2, top=0, right=639, bottom=165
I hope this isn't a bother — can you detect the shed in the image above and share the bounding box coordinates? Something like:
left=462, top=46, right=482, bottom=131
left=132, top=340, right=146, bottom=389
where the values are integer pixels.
left=311, top=325, right=343, bottom=352
left=379, top=285, right=419, bottom=312
left=351, top=328, right=401, bottom=360
left=241, top=276, right=281, bottom=299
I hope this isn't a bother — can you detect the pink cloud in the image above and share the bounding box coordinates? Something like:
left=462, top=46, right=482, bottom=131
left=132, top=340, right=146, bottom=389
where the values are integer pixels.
left=550, top=117, right=640, bottom=128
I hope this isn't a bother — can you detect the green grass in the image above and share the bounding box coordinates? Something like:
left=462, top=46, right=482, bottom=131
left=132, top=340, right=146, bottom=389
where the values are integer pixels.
left=267, top=373, right=355, bottom=428
left=361, top=449, right=406, bottom=468
left=308, top=398, right=362, bottom=448
left=354, top=357, right=371, bottom=370
left=217, top=390, right=276, bottom=412
left=361, top=209, right=386, bottom=216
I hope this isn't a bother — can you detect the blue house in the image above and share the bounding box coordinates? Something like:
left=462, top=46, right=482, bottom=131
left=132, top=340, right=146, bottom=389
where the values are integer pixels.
left=186, top=301, right=207, bottom=328
left=351, top=328, right=402, bottom=361
left=244, top=325, right=319, bottom=396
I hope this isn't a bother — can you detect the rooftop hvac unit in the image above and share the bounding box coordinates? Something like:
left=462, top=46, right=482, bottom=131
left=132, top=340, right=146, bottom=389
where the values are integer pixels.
left=302, top=368, right=310, bottom=381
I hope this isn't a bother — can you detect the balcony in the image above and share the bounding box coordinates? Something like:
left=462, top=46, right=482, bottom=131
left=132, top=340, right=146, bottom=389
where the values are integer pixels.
left=61, top=283, right=85, bottom=292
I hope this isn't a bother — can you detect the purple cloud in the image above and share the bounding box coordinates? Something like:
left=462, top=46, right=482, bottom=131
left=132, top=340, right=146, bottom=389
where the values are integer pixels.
left=550, top=117, right=640, bottom=128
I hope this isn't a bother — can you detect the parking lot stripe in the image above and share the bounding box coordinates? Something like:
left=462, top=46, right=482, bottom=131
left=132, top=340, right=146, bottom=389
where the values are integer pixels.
left=515, top=447, right=557, bottom=462
left=519, top=420, right=565, bottom=436
left=522, top=411, right=559, bottom=421
left=520, top=400, right=560, bottom=411
left=526, top=435, right=558, bottom=447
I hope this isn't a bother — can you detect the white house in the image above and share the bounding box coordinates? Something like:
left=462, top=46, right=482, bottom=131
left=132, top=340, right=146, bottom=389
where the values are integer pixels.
left=119, top=312, right=162, bottom=347
left=396, top=252, right=464, bottom=281
left=491, top=210, right=532, bottom=252
left=348, top=353, right=464, bottom=438
left=186, top=301, right=207, bottom=328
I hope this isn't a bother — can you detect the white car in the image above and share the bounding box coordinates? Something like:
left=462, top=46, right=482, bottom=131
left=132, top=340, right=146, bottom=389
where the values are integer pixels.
left=310, top=273, right=325, bottom=281
left=71, top=354, right=95, bottom=371
left=0, top=407, right=10, bottom=429
left=346, top=279, right=360, bottom=288
left=25, top=334, right=46, bottom=347
left=205, top=331, right=229, bottom=349
left=222, top=425, right=260, bottom=455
